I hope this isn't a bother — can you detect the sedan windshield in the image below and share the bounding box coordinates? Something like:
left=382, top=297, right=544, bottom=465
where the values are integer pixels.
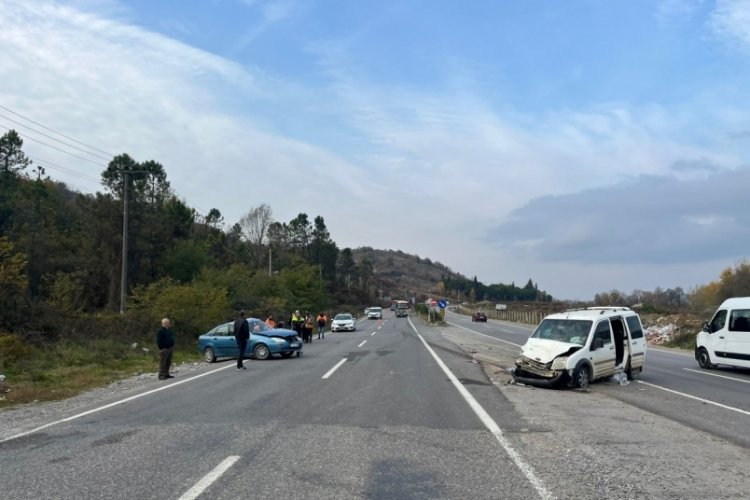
left=335, top=314, right=352, bottom=321
left=531, top=319, right=592, bottom=345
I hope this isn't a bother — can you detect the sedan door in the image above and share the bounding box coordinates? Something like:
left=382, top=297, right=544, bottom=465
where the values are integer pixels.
left=213, top=323, right=238, bottom=357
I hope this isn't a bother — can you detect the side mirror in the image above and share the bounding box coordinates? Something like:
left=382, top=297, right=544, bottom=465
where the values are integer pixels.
left=591, top=338, right=603, bottom=350
left=702, top=321, right=711, bottom=333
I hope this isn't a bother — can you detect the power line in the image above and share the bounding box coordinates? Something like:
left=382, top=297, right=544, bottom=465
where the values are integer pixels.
left=0, top=113, right=112, bottom=162
left=32, top=156, right=102, bottom=184
left=0, top=124, right=108, bottom=168
left=0, top=104, right=114, bottom=158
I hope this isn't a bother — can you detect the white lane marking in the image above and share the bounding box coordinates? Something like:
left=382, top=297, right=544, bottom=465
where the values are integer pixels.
left=371, top=332, right=376, bottom=336
left=407, top=318, right=553, bottom=500
left=178, top=455, right=240, bottom=500
left=358, top=340, right=367, bottom=348
left=322, top=358, right=347, bottom=379
left=637, top=381, right=750, bottom=417
left=0, top=363, right=237, bottom=444
left=682, top=368, right=750, bottom=384
left=446, top=321, right=523, bottom=348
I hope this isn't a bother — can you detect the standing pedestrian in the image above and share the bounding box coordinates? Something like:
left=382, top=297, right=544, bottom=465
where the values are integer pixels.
left=157, top=318, right=175, bottom=380
left=234, top=310, right=250, bottom=370
left=303, top=312, right=314, bottom=343
left=265, top=315, right=276, bottom=329
left=316, top=312, right=327, bottom=339
left=291, top=310, right=303, bottom=338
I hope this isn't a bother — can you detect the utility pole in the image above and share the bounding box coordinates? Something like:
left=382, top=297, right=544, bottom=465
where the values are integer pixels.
left=120, top=170, right=129, bottom=315
left=268, top=247, right=272, bottom=277
left=119, top=169, right=147, bottom=315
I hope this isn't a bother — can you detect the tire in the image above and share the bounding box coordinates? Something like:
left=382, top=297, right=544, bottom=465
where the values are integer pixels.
left=281, top=352, right=293, bottom=359
left=297, top=351, right=303, bottom=358
left=697, top=348, right=713, bottom=369
left=203, top=347, right=216, bottom=363
left=572, top=363, right=591, bottom=389
left=253, top=343, right=271, bottom=360
left=626, top=366, right=641, bottom=380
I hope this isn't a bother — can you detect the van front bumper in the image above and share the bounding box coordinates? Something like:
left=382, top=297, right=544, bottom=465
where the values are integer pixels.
left=512, top=366, right=570, bottom=388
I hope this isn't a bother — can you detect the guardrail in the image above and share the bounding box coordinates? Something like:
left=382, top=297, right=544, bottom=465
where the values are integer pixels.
left=455, top=305, right=545, bottom=326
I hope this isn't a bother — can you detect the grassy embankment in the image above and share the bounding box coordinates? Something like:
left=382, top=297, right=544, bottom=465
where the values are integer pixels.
left=0, top=329, right=201, bottom=409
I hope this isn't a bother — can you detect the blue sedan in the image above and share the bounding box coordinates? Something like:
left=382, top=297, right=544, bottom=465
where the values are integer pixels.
left=198, top=318, right=303, bottom=362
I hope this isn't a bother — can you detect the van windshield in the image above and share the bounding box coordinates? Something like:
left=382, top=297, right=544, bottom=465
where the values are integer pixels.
left=531, top=319, right=592, bottom=345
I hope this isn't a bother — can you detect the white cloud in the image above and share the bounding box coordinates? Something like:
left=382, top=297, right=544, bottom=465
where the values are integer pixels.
left=710, top=0, right=750, bottom=50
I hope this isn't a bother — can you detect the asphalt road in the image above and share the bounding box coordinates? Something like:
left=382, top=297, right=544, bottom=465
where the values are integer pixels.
left=3, top=309, right=750, bottom=499
left=0, top=312, right=553, bottom=500
left=446, top=309, right=750, bottom=448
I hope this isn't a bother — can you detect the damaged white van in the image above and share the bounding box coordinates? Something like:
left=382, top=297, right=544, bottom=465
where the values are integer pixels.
left=696, top=297, right=750, bottom=370
left=513, top=307, right=647, bottom=389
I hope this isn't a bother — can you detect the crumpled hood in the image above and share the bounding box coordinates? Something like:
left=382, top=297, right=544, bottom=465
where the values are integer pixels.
left=265, top=328, right=297, bottom=338
left=520, top=338, right=583, bottom=363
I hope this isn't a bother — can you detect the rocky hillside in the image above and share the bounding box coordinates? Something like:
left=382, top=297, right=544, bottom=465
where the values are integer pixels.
left=352, top=247, right=466, bottom=302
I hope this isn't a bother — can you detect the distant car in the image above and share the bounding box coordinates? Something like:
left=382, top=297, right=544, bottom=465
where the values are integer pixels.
left=198, top=318, right=302, bottom=363
left=331, top=313, right=356, bottom=332
left=367, top=307, right=383, bottom=319
left=472, top=312, right=487, bottom=322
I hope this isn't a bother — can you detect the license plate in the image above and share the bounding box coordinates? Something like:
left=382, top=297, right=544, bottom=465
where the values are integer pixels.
left=289, top=342, right=299, bottom=347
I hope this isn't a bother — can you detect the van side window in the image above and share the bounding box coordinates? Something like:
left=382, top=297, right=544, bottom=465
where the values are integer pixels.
left=625, top=316, right=644, bottom=339
left=710, top=310, right=727, bottom=333
left=593, top=321, right=612, bottom=345
left=729, top=310, right=750, bottom=332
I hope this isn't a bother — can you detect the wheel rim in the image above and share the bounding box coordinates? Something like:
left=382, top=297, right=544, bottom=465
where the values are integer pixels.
left=255, top=345, right=269, bottom=359
left=204, top=348, right=214, bottom=363
left=577, top=368, right=589, bottom=388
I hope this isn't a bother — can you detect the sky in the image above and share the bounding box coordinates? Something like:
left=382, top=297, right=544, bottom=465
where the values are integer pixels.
left=1, top=0, right=749, bottom=300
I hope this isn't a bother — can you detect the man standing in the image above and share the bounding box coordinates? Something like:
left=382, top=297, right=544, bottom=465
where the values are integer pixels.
left=157, top=318, right=175, bottom=380
left=233, top=310, right=250, bottom=370
left=316, top=312, right=327, bottom=340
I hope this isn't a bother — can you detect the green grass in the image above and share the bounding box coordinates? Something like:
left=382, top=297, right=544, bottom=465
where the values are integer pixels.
left=0, top=336, right=200, bottom=408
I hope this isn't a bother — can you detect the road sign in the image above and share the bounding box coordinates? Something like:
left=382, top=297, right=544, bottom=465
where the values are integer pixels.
left=438, top=299, right=447, bottom=309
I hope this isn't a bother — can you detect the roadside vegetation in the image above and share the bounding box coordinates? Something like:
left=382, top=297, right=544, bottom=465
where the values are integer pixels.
left=1, top=128, right=748, bottom=407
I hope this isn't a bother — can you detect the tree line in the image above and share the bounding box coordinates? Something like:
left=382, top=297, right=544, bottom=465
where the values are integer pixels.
left=0, top=129, right=377, bottom=340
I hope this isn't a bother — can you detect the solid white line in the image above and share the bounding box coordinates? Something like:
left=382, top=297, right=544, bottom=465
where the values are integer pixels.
left=446, top=321, right=523, bottom=348
left=177, top=455, right=240, bottom=500
left=0, top=363, right=237, bottom=444
left=683, top=368, right=750, bottom=384
left=637, top=381, right=750, bottom=416
left=407, top=318, right=553, bottom=500
left=322, top=358, right=347, bottom=379
left=358, top=340, right=367, bottom=348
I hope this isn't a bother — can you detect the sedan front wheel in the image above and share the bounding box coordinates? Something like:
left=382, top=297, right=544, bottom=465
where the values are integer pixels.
left=253, top=344, right=271, bottom=360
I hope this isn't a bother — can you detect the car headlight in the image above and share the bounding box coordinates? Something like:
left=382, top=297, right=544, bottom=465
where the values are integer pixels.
left=270, top=337, right=287, bottom=344
left=551, top=357, right=568, bottom=370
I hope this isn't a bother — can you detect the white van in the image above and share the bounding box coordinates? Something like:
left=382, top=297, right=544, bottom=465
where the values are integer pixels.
left=514, top=307, right=647, bottom=389
left=696, top=297, right=750, bottom=370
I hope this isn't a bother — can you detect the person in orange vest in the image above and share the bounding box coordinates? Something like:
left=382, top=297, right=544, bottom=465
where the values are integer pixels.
left=265, top=315, right=276, bottom=329
left=316, top=312, right=327, bottom=339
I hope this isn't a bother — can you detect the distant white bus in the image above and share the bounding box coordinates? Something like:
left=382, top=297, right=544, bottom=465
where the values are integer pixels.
left=395, top=300, right=409, bottom=317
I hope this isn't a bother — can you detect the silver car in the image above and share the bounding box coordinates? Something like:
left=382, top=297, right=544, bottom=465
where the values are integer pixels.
left=331, top=313, right=356, bottom=332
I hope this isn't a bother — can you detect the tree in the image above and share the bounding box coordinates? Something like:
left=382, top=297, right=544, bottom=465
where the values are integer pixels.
left=238, top=203, right=273, bottom=269
left=0, top=130, right=31, bottom=177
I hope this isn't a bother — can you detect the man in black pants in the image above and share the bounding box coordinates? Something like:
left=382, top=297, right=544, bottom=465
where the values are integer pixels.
left=233, top=310, right=250, bottom=370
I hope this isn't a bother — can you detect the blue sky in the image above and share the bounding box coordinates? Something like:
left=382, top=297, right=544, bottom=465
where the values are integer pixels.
left=1, top=0, right=749, bottom=299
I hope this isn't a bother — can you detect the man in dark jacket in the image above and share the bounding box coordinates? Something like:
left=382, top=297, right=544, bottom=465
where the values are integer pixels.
left=157, top=318, right=175, bottom=380
left=233, top=310, right=250, bottom=370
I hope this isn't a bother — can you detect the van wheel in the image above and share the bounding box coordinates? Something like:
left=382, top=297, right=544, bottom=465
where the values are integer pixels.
left=626, top=366, right=641, bottom=380
left=572, top=364, right=590, bottom=389
left=697, top=348, right=713, bottom=369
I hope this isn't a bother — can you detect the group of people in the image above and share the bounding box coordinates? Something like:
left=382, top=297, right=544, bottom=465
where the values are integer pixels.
left=290, top=310, right=327, bottom=343
left=155, top=309, right=331, bottom=379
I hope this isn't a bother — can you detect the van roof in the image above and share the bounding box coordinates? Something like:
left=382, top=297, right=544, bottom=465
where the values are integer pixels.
left=546, top=307, right=636, bottom=321
left=719, top=297, right=750, bottom=309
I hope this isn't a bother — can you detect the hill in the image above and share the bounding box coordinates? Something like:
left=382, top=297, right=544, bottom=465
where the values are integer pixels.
left=352, top=247, right=467, bottom=303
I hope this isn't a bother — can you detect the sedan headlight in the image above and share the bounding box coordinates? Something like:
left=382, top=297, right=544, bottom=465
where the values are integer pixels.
left=270, top=337, right=287, bottom=344
left=551, top=357, right=568, bottom=370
